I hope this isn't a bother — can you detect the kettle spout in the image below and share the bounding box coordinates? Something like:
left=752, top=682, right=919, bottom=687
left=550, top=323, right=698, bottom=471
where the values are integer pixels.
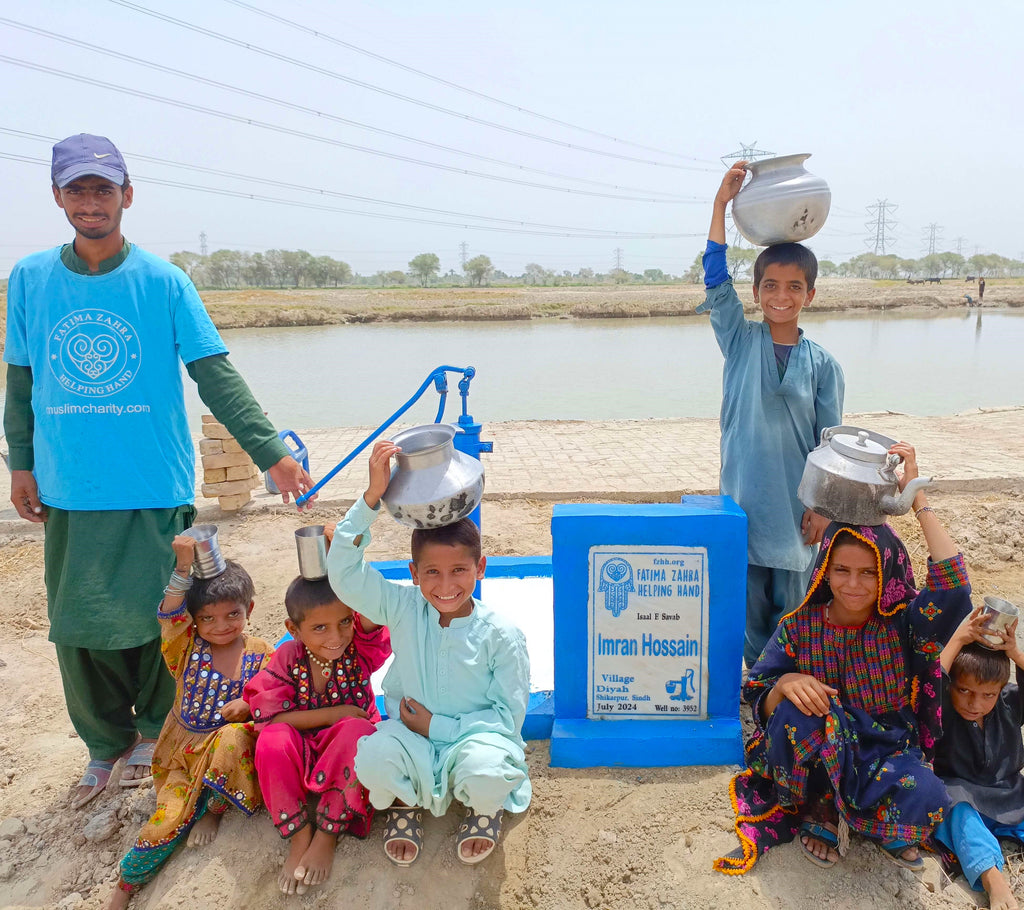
left=879, top=477, right=932, bottom=516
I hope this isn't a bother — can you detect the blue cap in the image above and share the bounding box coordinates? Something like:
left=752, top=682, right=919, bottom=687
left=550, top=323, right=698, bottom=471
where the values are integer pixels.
left=51, top=134, right=129, bottom=188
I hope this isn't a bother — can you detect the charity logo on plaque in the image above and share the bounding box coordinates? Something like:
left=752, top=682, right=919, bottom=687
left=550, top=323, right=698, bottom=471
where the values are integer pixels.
left=588, top=546, right=709, bottom=720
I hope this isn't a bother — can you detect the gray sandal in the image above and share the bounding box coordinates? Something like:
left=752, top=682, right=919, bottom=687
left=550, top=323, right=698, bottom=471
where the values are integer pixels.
left=382, top=807, right=423, bottom=867
left=456, top=809, right=502, bottom=865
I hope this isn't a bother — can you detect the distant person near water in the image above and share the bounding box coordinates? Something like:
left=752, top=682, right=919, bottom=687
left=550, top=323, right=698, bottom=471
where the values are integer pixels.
left=697, top=162, right=846, bottom=668
left=2, top=133, right=315, bottom=815
left=979, top=277, right=986, bottom=301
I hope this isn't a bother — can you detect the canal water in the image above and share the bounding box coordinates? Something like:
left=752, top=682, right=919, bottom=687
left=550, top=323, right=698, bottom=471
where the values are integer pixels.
left=180, top=309, right=1024, bottom=430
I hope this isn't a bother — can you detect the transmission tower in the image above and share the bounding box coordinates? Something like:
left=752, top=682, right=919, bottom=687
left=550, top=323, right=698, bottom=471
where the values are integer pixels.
left=922, top=223, right=943, bottom=256
left=953, top=236, right=967, bottom=256
left=720, top=141, right=775, bottom=166
left=865, top=200, right=898, bottom=255
left=459, top=241, right=468, bottom=268
left=199, top=231, right=208, bottom=256
left=613, top=248, right=624, bottom=271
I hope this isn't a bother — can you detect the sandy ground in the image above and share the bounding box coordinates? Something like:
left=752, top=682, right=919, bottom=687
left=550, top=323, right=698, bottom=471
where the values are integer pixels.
left=0, top=491, right=1023, bottom=910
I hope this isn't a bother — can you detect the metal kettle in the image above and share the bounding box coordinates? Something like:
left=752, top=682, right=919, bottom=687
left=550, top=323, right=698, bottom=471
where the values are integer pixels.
left=381, top=423, right=485, bottom=529
left=797, top=426, right=931, bottom=526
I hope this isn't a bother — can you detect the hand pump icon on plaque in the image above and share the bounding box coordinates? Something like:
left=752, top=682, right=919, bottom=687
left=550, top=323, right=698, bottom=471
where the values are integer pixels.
left=666, top=669, right=696, bottom=703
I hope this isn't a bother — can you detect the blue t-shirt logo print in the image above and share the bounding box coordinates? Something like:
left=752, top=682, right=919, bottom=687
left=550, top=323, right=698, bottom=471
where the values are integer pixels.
left=48, top=308, right=141, bottom=397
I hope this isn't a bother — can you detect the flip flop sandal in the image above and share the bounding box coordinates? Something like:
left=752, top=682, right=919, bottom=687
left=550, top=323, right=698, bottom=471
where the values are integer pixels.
left=880, top=841, right=925, bottom=872
left=799, top=821, right=839, bottom=869
left=382, top=807, right=423, bottom=867
left=119, top=740, right=156, bottom=788
left=71, top=759, right=116, bottom=810
left=456, top=809, right=502, bottom=865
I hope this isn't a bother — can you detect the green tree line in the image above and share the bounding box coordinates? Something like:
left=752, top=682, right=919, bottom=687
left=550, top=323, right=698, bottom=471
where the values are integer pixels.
left=170, top=247, right=1024, bottom=290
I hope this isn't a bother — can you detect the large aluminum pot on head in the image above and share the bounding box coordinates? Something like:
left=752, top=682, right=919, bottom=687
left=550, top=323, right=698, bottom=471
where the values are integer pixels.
left=381, top=424, right=484, bottom=529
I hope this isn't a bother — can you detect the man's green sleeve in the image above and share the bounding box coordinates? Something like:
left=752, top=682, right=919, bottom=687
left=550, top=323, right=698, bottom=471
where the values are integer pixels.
left=3, top=364, right=35, bottom=471
left=187, top=354, right=289, bottom=471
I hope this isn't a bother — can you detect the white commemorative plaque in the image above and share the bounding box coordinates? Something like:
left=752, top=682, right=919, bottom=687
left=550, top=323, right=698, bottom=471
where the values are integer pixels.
left=587, top=545, right=709, bottom=719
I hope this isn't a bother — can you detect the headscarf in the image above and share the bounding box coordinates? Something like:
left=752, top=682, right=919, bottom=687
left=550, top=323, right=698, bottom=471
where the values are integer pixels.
left=797, top=522, right=917, bottom=618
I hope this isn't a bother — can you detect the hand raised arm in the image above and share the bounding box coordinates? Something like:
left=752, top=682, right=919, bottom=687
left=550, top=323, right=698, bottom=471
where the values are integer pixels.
left=709, top=162, right=748, bottom=245
left=363, top=440, right=401, bottom=510
left=890, top=442, right=957, bottom=563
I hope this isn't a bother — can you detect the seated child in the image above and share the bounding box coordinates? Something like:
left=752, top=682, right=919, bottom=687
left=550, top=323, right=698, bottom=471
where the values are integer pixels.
left=105, top=535, right=271, bottom=910
left=933, top=607, right=1024, bottom=910
left=715, top=442, right=972, bottom=875
left=245, top=575, right=391, bottom=895
left=327, top=439, right=532, bottom=867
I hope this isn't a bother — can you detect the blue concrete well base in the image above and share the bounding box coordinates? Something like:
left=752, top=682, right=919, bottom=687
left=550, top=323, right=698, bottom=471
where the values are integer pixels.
left=549, top=500, right=747, bottom=768
left=550, top=717, right=743, bottom=768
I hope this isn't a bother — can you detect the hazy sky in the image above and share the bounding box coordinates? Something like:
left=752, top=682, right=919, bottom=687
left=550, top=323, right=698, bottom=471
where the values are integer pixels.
left=2, top=0, right=1020, bottom=278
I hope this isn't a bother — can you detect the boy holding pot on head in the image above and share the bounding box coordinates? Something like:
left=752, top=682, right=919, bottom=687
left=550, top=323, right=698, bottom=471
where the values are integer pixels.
left=697, top=162, right=845, bottom=667
left=933, top=606, right=1024, bottom=910
left=326, top=440, right=531, bottom=867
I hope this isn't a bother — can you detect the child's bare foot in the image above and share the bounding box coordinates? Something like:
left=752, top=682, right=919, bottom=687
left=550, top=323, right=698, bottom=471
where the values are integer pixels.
left=294, top=829, right=338, bottom=888
left=278, top=826, right=313, bottom=895
left=186, top=812, right=221, bottom=847
left=102, top=882, right=132, bottom=910
left=982, top=866, right=1019, bottom=910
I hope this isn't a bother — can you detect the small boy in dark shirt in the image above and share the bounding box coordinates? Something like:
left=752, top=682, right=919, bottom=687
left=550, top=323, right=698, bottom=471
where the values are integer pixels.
left=935, top=606, right=1024, bottom=910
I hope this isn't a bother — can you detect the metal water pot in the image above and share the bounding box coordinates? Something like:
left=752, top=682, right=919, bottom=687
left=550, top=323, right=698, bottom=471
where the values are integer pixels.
left=381, top=423, right=485, bottom=529
left=797, top=426, right=932, bottom=526
left=730, top=153, right=831, bottom=246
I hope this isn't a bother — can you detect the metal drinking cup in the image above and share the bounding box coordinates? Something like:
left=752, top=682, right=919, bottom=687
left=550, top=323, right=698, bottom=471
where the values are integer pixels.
left=295, top=525, right=329, bottom=581
left=981, top=595, right=1020, bottom=648
left=181, top=524, right=226, bottom=579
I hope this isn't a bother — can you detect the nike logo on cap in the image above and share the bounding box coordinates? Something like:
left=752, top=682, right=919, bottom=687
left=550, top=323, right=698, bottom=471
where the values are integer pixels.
left=94, top=153, right=112, bottom=159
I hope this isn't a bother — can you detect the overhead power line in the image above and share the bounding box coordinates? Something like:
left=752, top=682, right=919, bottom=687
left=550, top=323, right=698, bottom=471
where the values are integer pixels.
left=0, top=19, right=702, bottom=201
left=1, top=152, right=702, bottom=240
left=1, top=130, right=690, bottom=234
left=106, top=0, right=716, bottom=173
left=0, top=55, right=701, bottom=205
left=220, top=0, right=718, bottom=167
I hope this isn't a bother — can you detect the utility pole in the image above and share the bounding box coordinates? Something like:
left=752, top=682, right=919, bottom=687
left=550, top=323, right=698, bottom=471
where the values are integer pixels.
left=922, top=223, right=943, bottom=256
left=865, top=200, right=898, bottom=255
left=459, top=241, right=468, bottom=268
left=199, top=231, right=208, bottom=256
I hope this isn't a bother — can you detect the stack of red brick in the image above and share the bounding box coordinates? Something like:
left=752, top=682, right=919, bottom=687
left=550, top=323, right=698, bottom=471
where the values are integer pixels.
left=198, top=415, right=261, bottom=511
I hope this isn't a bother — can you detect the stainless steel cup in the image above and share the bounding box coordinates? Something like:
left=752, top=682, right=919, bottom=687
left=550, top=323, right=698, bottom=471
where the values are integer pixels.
left=981, top=595, right=1020, bottom=647
left=296, top=525, right=328, bottom=580
left=181, top=524, right=226, bottom=579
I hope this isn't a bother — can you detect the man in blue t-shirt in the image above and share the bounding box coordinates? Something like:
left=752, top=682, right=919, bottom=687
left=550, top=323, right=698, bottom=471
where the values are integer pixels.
left=3, top=134, right=315, bottom=811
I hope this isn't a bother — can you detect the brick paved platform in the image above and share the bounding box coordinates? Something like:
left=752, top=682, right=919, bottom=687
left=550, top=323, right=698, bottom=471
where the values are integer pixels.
left=215, top=407, right=1024, bottom=512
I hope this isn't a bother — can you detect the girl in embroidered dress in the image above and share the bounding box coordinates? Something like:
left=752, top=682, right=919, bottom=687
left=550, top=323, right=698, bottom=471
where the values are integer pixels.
left=104, top=536, right=271, bottom=910
left=245, top=575, right=391, bottom=895
left=715, top=442, right=972, bottom=875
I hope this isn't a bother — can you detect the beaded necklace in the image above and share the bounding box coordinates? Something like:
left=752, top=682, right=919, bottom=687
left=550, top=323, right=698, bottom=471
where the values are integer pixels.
left=306, top=650, right=335, bottom=680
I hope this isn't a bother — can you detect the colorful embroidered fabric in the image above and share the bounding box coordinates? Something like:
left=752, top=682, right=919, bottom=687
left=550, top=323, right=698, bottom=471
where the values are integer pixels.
left=120, top=600, right=271, bottom=885
left=715, top=523, right=972, bottom=875
left=245, top=622, right=391, bottom=837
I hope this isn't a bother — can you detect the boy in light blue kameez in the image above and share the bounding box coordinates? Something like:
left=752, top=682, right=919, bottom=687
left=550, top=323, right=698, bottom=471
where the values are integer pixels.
left=327, top=440, right=531, bottom=868
left=696, top=163, right=845, bottom=667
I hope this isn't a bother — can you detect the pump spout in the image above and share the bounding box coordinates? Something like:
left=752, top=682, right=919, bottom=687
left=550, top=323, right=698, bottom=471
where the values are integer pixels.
left=879, top=477, right=932, bottom=517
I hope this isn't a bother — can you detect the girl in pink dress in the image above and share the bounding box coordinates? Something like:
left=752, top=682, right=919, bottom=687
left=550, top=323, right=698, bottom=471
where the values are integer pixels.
left=245, top=576, right=390, bottom=895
